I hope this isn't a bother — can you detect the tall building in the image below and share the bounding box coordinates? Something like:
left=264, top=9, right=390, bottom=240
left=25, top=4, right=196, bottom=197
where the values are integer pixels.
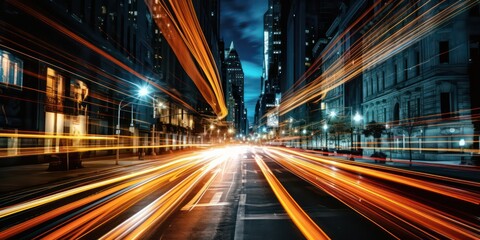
left=263, top=0, right=283, bottom=94
left=317, top=0, right=369, bottom=150
left=255, top=0, right=283, bottom=133
left=225, top=42, right=247, bottom=136
left=279, top=0, right=340, bottom=147
left=0, top=0, right=223, bottom=166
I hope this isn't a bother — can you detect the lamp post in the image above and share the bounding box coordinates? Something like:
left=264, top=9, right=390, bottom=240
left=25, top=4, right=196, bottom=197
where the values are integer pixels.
left=386, top=124, right=392, bottom=161
left=353, top=112, right=363, bottom=151
left=116, top=86, right=149, bottom=165
left=209, top=124, right=214, bottom=143
left=302, top=128, right=307, bottom=149
left=459, top=138, right=466, bottom=164
left=323, top=123, right=328, bottom=149
left=323, top=111, right=336, bottom=150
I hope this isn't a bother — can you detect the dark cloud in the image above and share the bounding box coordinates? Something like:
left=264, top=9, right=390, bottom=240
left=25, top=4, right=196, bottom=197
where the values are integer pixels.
left=221, top=0, right=267, bottom=123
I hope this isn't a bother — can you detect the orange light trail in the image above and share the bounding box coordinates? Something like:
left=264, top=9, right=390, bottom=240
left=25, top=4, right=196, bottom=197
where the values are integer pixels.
left=275, top=0, right=478, bottom=117
left=262, top=146, right=480, bottom=239
left=0, top=147, right=233, bottom=239
left=146, top=0, right=227, bottom=119
left=253, top=153, right=331, bottom=240
left=5, top=0, right=201, bottom=115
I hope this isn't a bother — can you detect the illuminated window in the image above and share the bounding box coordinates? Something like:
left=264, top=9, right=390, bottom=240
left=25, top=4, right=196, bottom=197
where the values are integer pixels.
left=0, top=50, right=23, bottom=89
left=46, top=68, right=65, bottom=112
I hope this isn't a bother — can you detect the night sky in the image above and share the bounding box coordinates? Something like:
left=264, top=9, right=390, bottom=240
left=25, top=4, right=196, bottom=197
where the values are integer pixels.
left=220, top=0, right=267, bottom=124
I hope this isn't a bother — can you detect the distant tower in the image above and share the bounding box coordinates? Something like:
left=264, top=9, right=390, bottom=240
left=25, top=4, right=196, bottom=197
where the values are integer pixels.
left=225, top=41, right=246, bottom=135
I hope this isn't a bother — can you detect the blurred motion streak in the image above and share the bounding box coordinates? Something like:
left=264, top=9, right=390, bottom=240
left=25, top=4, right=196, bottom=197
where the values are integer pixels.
left=262, top=147, right=479, bottom=239
left=275, top=0, right=478, bottom=117
left=254, top=153, right=330, bottom=240
left=6, top=0, right=198, bottom=114
left=146, top=0, right=227, bottom=119
left=0, top=147, right=232, bottom=239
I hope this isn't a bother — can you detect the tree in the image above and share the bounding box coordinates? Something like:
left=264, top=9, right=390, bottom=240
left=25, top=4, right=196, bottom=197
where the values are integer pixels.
left=362, top=121, right=386, bottom=152
left=329, top=121, right=349, bottom=149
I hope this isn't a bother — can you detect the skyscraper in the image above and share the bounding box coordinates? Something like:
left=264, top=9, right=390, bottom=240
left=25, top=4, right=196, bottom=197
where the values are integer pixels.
left=225, top=42, right=247, bottom=136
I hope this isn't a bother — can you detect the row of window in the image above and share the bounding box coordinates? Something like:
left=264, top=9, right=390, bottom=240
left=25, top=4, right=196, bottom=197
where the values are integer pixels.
left=365, top=41, right=450, bottom=97
left=365, top=92, right=453, bottom=124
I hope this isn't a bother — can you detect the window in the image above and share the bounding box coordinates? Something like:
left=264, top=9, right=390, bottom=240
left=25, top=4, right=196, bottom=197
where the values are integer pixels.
left=439, top=41, right=449, bottom=64
left=404, top=58, right=408, bottom=81
left=382, top=71, right=385, bottom=89
left=393, top=103, right=400, bottom=122
left=383, top=108, right=387, bottom=122
left=370, top=78, right=373, bottom=95
left=366, top=79, right=369, bottom=96
left=415, top=51, right=420, bottom=76
left=407, top=100, right=412, bottom=118
left=393, top=62, right=398, bottom=84
left=416, top=98, right=420, bottom=117
left=0, top=50, right=23, bottom=89
left=46, top=68, right=65, bottom=113
left=440, top=92, right=451, bottom=119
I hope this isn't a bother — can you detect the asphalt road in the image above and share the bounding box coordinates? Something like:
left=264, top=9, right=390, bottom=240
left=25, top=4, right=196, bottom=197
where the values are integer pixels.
left=0, top=146, right=478, bottom=239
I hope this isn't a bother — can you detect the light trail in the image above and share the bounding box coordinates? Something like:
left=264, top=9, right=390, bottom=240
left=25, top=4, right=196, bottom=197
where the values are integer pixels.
left=100, top=149, right=230, bottom=239
left=275, top=0, right=478, bottom=117
left=0, top=147, right=234, bottom=239
left=262, top=146, right=480, bottom=239
left=0, top=151, right=204, bottom=218
left=6, top=0, right=198, bottom=114
left=253, top=153, right=330, bottom=240
left=146, top=0, right=227, bottom=119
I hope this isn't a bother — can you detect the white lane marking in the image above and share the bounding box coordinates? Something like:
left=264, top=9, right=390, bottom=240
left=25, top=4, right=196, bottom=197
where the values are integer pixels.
left=191, top=202, right=231, bottom=207
left=275, top=169, right=282, bottom=174
left=234, top=194, right=246, bottom=240
left=210, top=192, right=223, bottom=204
left=242, top=213, right=290, bottom=220
left=181, top=170, right=219, bottom=211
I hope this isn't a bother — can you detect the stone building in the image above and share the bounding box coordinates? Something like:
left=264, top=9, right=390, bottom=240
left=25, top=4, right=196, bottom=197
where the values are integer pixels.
left=361, top=0, right=479, bottom=160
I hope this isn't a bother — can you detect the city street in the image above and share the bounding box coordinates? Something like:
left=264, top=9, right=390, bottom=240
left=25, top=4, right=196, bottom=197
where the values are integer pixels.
left=0, top=146, right=478, bottom=239
left=1, top=0, right=480, bottom=239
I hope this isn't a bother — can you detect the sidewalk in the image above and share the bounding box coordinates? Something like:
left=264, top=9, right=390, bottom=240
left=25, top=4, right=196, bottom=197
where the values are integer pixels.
left=313, top=151, right=480, bottom=182
left=0, top=153, right=159, bottom=194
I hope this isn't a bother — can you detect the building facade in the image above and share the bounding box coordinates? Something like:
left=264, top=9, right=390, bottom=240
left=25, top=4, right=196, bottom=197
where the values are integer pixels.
left=361, top=0, right=479, bottom=160
left=225, top=42, right=247, bottom=136
left=0, top=0, right=222, bottom=166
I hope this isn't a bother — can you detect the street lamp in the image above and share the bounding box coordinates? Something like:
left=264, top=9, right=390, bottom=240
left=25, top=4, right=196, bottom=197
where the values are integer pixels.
left=459, top=139, right=466, bottom=164
left=386, top=124, right=392, bottom=161
left=329, top=111, right=337, bottom=118
left=323, top=111, right=337, bottom=150
left=323, top=123, right=328, bottom=149
left=302, top=129, right=307, bottom=149
left=353, top=112, right=362, bottom=151
left=116, top=86, right=150, bottom=164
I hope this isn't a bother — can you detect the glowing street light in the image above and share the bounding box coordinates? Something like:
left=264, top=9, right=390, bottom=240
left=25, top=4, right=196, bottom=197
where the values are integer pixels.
left=116, top=86, right=150, bottom=164
left=138, top=86, right=149, bottom=97
left=329, top=111, right=337, bottom=118
left=353, top=112, right=362, bottom=122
